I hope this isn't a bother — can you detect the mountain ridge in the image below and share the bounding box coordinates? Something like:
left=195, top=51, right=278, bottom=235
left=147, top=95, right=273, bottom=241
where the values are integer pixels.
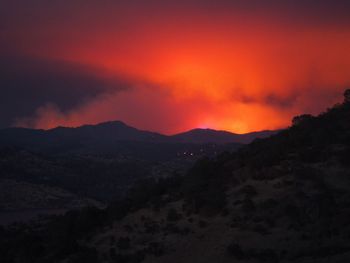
left=2, top=90, right=350, bottom=263
left=1, top=120, right=277, bottom=147
left=172, top=128, right=277, bottom=144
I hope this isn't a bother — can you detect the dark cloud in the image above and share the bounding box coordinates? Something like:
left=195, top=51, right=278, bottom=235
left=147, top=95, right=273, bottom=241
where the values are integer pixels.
left=0, top=55, right=129, bottom=128
left=264, top=93, right=299, bottom=109
left=2, top=0, right=350, bottom=27
left=0, top=0, right=349, bottom=133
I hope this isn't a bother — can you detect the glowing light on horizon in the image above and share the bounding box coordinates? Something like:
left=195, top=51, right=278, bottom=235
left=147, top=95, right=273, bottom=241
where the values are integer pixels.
left=6, top=1, right=350, bottom=134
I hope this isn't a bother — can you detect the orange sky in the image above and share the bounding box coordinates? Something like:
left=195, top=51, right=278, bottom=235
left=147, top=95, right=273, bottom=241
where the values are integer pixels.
left=2, top=0, right=350, bottom=134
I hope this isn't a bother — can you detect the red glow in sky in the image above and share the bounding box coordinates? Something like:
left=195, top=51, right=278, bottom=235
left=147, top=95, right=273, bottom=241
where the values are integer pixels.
left=2, top=0, right=350, bottom=134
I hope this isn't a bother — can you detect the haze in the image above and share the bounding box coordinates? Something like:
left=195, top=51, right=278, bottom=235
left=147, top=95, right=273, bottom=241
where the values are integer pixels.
left=1, top=0, right=350, bottom=134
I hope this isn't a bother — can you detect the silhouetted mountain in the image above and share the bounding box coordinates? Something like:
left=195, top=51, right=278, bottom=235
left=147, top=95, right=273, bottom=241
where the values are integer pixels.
left=171, top=128, right=277, bottom=144
left=0, top=125, right=243, bottom=213
left=0, top=121, right=275, bottom=156
left=2, top=90, right=350, bottom=262
left=48, top=121, right=167, bottom=142
left=0, top=121, right=166, bottom=152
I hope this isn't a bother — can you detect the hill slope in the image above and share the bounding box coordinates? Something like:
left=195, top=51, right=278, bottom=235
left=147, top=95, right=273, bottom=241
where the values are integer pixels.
left=1, top=91, right=350, bottom=263
left=0, top=121, right=167, bottom=153
left=0, top=122, right=275, bottom=154
left=0, top=124, right=244, bottom=214
left=171, top=128, right=277, bottom=144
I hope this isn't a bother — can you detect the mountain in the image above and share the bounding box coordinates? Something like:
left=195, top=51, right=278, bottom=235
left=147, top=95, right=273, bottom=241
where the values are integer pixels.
left=0, top=122, right=254, bottom=214
left=2, top=90, right=350, bottom=262
left=48, top=121, right=167, bottom=142
left=0, top=121, right=166, bottom=152
left=171, top=128, right=277, bottom=144
left=0, top=125, right=244, bottom=214
left=0, top=121, right=276, bottom=155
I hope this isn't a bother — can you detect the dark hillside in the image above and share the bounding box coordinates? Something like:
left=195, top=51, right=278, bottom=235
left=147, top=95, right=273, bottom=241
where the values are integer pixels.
left=0, top=121, right=273, bottom=155
left=1, top=90, right=350, bottom=263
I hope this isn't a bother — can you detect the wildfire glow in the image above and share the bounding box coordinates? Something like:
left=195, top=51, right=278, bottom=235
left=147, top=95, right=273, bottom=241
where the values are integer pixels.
left=4, top=1, right=350, bottom=134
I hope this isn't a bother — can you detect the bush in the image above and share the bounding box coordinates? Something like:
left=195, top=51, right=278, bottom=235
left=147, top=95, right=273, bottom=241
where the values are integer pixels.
left=239, top=185, right=257, bottom=197
left=198, top=220, right=208, bottom=228
left=241, top=198, right=256, bottom=214
left=227, top=242, right=246, bottom=260
left=344, top=89, right=350, bottom=104
left=292, top=114, right=314, bottom=126
left=252, top=224, right=270, bottom=235
left=66, top=246, right=98, bottom=263
left=255, top=248, right=279, bottom=263
left=182, top=157, right=228, bottom=214
left=147, top=242, right=165, bottom=256
left=167, top=208, right=182, bottom=222
left=117, top=237, right=131, bottom=250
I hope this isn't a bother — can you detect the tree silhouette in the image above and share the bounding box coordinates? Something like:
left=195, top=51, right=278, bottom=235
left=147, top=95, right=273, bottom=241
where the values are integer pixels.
left=344, top=89, right=350, bottom=104
left=292, top=114, right=313, bottom=126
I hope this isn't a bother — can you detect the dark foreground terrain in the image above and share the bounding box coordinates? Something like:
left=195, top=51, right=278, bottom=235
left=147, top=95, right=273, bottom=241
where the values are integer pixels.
left=0, top=120, right=275, bottom=216
left=0, top=125, right=255, bottom=217
left=1, top=90, right=350, bottom=263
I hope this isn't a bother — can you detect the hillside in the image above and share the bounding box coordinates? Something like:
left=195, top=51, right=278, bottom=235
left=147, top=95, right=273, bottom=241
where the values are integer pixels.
left=0, top=121, right=268, bottom=214
left=0, top=141, right=242, bottom=215
left=1, top=90, right=350, bottom=263
left=171, top=129, right=277, bottom=144
left=0, top=122, right=251, bottom=213
left=0, top=122, right=273, bottom=155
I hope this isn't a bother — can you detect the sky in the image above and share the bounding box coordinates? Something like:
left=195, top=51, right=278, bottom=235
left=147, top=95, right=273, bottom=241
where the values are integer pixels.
left=1, top=0, right=350, bottom=134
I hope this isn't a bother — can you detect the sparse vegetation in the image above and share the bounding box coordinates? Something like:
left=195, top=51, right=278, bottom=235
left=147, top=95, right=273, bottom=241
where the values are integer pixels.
left=2, top=90, right=350, bottom=262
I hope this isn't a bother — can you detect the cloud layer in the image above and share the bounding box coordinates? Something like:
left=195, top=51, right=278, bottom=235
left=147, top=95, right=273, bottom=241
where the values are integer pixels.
left=1, top=1, right=350, bottom=133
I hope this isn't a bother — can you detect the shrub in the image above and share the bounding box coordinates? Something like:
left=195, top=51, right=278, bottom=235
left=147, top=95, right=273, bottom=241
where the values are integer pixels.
left=167, top=208, right=182, bottom=222
left=292, top=114, right=314, bottom=126
left=227, top=242, right=246, bottom=260
left=117, top=237, right=131, bottom=250
left=110, top=235, right=115, bottom=245
left=147, top=242, right=164, bottom=256
left=183, top=157, right=227, bottom=214
left=239, top=185, right=257, bottom=197
left=255, top=248, right=279, bottom=263
left=241, top=198, right=256, bottom=214
left=344, top=89, right=350, bottom=104
left=252, top=224, right=270, bottom=235
left=198, top=220, right=208, bottom=228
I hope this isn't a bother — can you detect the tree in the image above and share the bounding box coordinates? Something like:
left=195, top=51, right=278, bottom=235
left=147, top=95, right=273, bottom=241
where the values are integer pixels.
left=227, top=242, right=246, bottom=260
left=167, top=208, right=181, bottom=222
left=344, top=89, right=350, bottom=104
left=117, top=237, right=131, bottom=250
left=292, top=114, right=313, bottom=126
